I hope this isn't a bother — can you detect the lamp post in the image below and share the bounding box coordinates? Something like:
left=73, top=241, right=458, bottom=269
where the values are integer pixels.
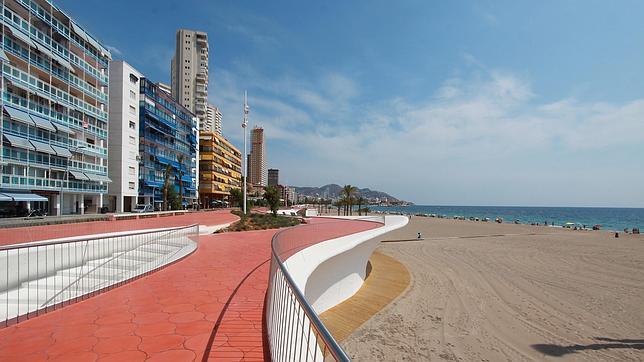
left=60, top=144, right=86, bottom=216
left=242, top=91, right=249, bottom=214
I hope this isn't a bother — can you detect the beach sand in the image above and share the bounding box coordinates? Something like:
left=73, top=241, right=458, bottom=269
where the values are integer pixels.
left=342, top=216, right=644, bottom=361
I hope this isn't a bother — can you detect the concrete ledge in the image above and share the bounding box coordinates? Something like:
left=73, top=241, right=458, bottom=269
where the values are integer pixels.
left=319, top=250, right=411, bottom=342
left=284, top=215, right=409, bottom=314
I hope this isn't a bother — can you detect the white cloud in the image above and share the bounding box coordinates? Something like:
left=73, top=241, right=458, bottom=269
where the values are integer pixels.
left=105, top=45, right=122, bottom=56
left=209, top=64, right=644, bottom=207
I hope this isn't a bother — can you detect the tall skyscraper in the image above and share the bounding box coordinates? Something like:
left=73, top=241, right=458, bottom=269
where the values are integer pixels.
left=268, top=169, right=279, bottom=187
left=249, top=126, right=267, bottom=186
left=1, top=1, right=112, bottom=216
left=205, top=103, right=222, bottom=135
left=170, top=29, right=209, bottom=130
left=108, top=61, right=142, bottom=213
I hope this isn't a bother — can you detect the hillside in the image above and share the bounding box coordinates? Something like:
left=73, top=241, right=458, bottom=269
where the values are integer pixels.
left=293, top=184, right=404, bottom=203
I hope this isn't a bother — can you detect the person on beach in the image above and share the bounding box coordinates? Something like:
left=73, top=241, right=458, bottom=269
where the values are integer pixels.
left=417, top=232, right=422, bottom=239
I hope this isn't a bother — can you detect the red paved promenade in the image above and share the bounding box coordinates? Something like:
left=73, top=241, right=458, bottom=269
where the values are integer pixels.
left=0, top=210, right=239, bottom=245
left=0, top=217, right=378, bottom=361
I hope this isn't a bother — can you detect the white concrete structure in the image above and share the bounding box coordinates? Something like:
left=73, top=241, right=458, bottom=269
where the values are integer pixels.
left=107, top=61, right=142, bottom=213
left=0, top=225, right=199, bottom=323
left=266, top=215, right=409, bottom=361
left=284, top=215, right=409, bottom=313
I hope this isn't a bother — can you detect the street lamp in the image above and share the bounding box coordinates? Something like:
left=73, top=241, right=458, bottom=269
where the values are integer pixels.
left=242, top=91, right=249, bottom=214
left=60, top=144, right=86, bottom=216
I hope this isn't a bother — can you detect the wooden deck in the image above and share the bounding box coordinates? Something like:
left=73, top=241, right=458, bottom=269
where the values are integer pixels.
left=319, top=250, right=411, bottom=342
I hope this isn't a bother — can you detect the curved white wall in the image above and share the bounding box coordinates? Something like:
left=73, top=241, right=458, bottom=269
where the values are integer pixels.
left=283, top=215, right=408, bottom=314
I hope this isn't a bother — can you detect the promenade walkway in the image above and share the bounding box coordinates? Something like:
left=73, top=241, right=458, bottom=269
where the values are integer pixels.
left=0, top=217, right=378, bottom=361
left=0, top=210, right=239, bottom=245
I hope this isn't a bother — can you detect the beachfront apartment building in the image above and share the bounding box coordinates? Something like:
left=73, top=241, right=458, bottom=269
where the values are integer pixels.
left=249, top=126, right=266, bottom=186
left=204, top=103, right=221, bottom=135
left=198, top=131, right=241, bottom=207
left=170, top=29, right=208, bottom=130
left=0, top=0, right=112, bottom=216
left=138, top=78, right=198, bottom=209
left=107, top=60, right=141, bottom=213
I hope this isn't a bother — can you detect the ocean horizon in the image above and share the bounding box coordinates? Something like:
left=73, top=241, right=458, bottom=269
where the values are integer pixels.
left=371, top=205, right=644, bottom=232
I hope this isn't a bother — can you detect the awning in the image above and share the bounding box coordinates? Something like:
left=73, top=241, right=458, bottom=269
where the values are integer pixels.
left=52, top=122, right=74, bottom=135
left=51, top=145, right=72, bottom=158
left=181, top=175, right=193, bottom=183
left=143, top=180, right=163, bottom=188
left=69, top=170, right=90, bottom=180
left=70, top=21, right=108, bottom=60
left=4, top=105, right=35, bottom=125
left=0, top=192, right=48, bottom=202
left=0, top=48, right=9, bottom=62
left=156, top=156, right=172, bottom=166
left=53, top=55, right=75, bottom=74
left=32, top=88, right=55, bottom=102
left=69, top=22, right=90, bottom=43
left=6, top=24, right=37, bottom=48
left=32, top=41, right=58, bottom=65
left=29, top=140, right=56, bottom=155
left=3, top=134, right=35, bottom=150
left=29, top=114, right=57, bottom=132
left=84, top=173, right=111, bottom=183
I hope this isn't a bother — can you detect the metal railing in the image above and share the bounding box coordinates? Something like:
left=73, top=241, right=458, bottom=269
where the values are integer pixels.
left=0, top=224, right=199, bottom=327
left=265, top=216, right=384, bottom=361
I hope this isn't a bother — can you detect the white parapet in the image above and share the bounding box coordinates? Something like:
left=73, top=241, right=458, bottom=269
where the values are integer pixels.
left=283, top=215, right=408, bottom=314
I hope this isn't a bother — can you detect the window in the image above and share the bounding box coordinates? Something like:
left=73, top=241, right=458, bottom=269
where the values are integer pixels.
left=129, top=90, right=136, bottom=99
left=129, top=136, right=136, bottom=145
left=129, top=121, right=136, bottom=130
left=129, top=105, right=136, bottom=115
left=129, top=74, right=138, bottom=84
left=128, top=166, right=135, bottom=176
left=128, top=182, right=135, bottom=190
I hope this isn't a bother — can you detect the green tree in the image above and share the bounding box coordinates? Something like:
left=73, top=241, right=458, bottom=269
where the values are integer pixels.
left=357, top=196, right=365, bottom=216
left=230, top=188, right=243, bottom=209
left=264, top=186, right=280, bottom=216
left=162, top=164, right=173, bottom=211
left=177, top=154, right=185, bottom=209
left=341, top=185, right=358, bottom=216
left=167, top=185, right=181, bottom=210
left=333, top=200, right=342, bottom=216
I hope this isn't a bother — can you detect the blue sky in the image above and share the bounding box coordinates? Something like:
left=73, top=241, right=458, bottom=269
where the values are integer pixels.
left=58, top=0, right=644, bottom=207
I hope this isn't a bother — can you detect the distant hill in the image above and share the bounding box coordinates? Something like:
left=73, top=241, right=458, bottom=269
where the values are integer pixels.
left=293, top=184, right=404, bottom=203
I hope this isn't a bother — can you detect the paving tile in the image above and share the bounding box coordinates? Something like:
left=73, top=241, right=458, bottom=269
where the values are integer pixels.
left=0, top=215, right=379, bottom=361
left=138, top=334, right=185, bottom=354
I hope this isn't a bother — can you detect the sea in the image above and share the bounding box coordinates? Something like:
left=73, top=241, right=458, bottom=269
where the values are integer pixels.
left=371, top=205, right=644, bottom=232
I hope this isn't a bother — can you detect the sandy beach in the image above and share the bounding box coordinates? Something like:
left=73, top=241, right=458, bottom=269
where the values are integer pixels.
left=342, top=216, right=644, bottom=361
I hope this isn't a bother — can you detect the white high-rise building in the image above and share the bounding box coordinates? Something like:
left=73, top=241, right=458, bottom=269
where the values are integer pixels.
left=205, top=104, right=222, bottom=134
left=171, top=29, right=209, bottom=129
left=0, top=1, right=112, bottom=216
left=107, top=61, right=142, bottom=213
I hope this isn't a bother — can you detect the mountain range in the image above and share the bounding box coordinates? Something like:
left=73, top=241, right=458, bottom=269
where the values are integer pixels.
left=293, top=184, right=403, bottom=203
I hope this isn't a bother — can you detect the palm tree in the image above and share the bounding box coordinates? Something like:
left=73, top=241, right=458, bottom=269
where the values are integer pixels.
left=177, top=154, right=185, bottom=209
left=357, top=196, right=365, bottom=216
left=333, top=200, right=341, bottom=216
left=162, top=164, right=173, bottom=211
left=341, top=185, right=358, bottom=216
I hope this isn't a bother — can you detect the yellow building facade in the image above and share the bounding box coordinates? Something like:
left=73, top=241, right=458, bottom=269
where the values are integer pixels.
left=198, top=132, right=242, bottom=207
